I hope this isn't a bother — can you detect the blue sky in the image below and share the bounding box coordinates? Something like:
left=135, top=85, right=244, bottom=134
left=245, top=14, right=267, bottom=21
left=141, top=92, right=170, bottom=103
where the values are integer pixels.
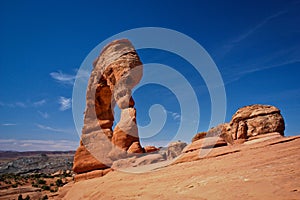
left=0, top=0, right=299, bottom=151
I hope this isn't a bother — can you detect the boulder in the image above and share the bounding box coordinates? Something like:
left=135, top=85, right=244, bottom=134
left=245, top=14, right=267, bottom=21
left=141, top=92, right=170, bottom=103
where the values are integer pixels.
left=230, top=104, right=285, bottom=140
left=127, top=141, right=145, bottom=154
left=144, top=146, right=159, bottom=153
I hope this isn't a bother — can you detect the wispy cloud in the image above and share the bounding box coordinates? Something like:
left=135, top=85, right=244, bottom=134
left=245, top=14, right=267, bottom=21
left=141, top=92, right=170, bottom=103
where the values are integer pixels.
left=50, top=69, right=90, bottom=86
left=220, top=10, right=287, bottom=57
left=37, top=111, right=49, bottom=119
left=232, top=10, right=286, bottom=44
left=225, top=58, right=300, bottom=85
left=33, top=99, right=46, bottom=107
left=75, top=68, right=90, bottom=80
left=0, top=139, right=78, bottom=151
left=15, top=102, right=26, bottom=108
left=169, top=111, right=181, bottom=121
left=1, top=123, right=17, bottom=126
left=36, top=123, right=69, bottom=133
left=50, top=71, right=76, bottom=85
left=0, top=99, right=46, bottom=108
left=58, top=97, right=71, bottom=111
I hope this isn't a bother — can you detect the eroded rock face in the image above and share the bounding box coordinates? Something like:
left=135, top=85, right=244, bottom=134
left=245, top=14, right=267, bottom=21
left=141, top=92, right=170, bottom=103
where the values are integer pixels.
left=73, top=141, right=109, bottom=174
left=73, top=39, right=143, bottom=174
left=187, top=104, right=285, bottom=154
left=229, top=104, right=285, bottom=140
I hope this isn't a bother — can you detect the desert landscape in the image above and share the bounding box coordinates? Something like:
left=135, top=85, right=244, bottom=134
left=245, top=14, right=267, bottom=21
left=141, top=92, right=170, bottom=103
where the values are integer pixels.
left=60, top=135, right=300, bottom=200
left=1, top=1, right=300, bottom=200
left=1, top=132, right=299, bottom=199
left=2, top=39, right=299, bottom=200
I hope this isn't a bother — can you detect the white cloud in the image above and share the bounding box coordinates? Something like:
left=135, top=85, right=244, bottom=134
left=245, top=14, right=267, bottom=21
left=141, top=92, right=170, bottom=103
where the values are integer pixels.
left=0, top=99, right=46, bottom=108
left=58, top=97, right=71, bottom=111
left=33, top=99, right=46, bottom=107
left=167, top=111, right=181, bottom=121
left=1, top=123, right=17, bottom=126
left=15, top=102, right=26, bottom=108
left=50, top=69, right=90, bottom=86
left=0, top=139, right=78, bottom=151
left=171, top=112, right=181, bottom=121
left=50, top=71, right=76, bottom=85
left=36, top=123, right=69, bottom=133
left=75, top=68, right=90, bottom=80
left=37, top=111, right=49, bottom=119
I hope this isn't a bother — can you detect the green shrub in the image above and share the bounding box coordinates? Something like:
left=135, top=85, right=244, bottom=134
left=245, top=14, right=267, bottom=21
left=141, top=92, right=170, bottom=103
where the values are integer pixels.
left=12, top=183, right=18, bottom=188
left=55, top=179, right=64, bottom=187
left=41, top=185, right=50, bottom=190
left=37, top=179, right=46, bottom=185
left=33, top=174, right=41, bottom=179
left=32, top=183, right=38, bottom=188
left=50, top=187, right=58, bottom=193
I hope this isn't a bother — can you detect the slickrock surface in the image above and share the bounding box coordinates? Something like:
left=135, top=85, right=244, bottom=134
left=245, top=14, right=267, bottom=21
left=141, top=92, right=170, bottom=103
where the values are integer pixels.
left=58, top=135, right=300, bottom=200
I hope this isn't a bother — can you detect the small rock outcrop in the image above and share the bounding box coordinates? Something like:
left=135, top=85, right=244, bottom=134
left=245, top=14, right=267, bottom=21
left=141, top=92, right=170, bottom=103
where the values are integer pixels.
left=183, top=125, right=228, bottom=154
left=165, top=141, right=187, bottom=160
left=229, top=104, right=285, bottom=140
left=182, top=104, right=285, bottom=156
left=191, top=132, right=207, bottom=143
left=144, top=146, right=159, bottom=153
left=73, top=39, right=143, bottom=174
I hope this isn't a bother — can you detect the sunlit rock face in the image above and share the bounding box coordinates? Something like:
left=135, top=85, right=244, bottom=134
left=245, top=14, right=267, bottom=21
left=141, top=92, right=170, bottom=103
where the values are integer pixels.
left=73, top=39, right=143, bottom=174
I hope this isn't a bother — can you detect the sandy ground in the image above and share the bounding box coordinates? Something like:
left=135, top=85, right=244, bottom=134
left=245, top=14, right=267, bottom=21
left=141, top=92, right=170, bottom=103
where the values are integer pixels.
left=59, top=136, right=300, bottom=200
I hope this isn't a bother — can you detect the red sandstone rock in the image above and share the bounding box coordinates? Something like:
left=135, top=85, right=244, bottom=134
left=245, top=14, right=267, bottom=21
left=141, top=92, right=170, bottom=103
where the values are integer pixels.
left=191, top=132, right=207, bottom=142
left=112, top=107, right=139, bottom=151
left=230, top=104, right=285, bottom=140
left=73, top=141, right=108, bottom=174
left=144, top=146, right=159, bottom=153
left=73, top=39, right=143, bottom=174
left=183, top=137, right=227, bottom=153
left=127, top=141, right=144, bottom=154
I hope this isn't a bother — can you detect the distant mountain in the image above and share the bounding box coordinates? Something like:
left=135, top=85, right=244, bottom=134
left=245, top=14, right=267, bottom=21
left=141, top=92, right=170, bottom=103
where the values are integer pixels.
left=0, top=150, right=75, bottom=159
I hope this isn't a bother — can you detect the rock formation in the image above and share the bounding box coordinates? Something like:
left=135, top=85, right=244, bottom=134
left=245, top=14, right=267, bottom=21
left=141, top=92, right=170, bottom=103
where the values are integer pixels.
left=203, top=104, right=285, bottom=146
left=144, top=146, right=159, bottom=153
left=229, top=104, right=285, bottom=140
left=73, top=39, right=143, bottom=174
left=165, top=141, right=187, bottom=160
left=180, top=104, right=285, bottom=159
